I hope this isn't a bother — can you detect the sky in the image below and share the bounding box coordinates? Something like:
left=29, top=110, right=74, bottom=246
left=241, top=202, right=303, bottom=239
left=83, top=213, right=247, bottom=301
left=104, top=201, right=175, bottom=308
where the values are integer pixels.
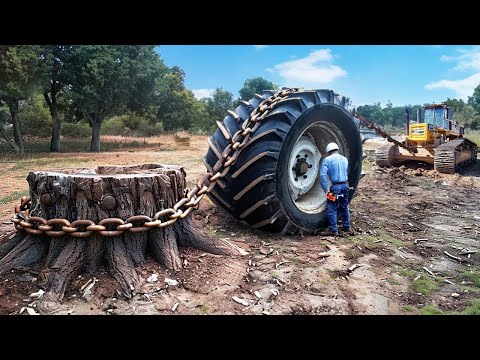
left=156, top=45, right=480, bottom=108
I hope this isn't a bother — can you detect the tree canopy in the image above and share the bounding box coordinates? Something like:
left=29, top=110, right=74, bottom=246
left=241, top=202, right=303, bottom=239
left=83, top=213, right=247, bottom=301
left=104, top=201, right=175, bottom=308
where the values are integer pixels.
left=1, top=45, right=480, bottom=154
left=238, top=77, right=278, bottom=100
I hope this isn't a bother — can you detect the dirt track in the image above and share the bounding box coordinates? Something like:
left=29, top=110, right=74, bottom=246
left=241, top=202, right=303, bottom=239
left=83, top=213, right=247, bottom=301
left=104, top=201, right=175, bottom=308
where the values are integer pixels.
left=0, top=137, right=479, bottom=315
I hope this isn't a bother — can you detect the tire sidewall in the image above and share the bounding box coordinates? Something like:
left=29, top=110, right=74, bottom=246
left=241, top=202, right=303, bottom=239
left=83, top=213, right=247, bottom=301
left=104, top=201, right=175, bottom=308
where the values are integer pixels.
left=276, top=103, right=362, bottom=231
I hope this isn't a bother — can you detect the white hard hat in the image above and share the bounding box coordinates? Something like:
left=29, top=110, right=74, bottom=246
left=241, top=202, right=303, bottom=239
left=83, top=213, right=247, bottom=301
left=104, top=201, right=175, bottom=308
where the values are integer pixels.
left=326, top=142, right=339, bottom=153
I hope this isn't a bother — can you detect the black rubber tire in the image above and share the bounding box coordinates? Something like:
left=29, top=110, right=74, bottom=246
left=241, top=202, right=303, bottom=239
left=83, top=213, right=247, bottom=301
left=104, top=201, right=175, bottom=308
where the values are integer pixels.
left=204, top=89, right=363, bottom=234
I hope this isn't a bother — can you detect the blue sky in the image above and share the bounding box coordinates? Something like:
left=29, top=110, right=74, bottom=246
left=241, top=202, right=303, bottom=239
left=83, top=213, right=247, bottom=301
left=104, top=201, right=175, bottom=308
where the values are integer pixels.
left=157, top=45, right=480, bottom=107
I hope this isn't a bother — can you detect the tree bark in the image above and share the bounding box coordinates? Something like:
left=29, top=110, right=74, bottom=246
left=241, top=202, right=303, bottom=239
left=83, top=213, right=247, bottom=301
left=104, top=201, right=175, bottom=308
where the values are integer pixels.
left=0, top=164, right=235, bottom=301
left=7, top=99, right=24, bottom=154
left=90, top=115, right=102, bottom=152
left=45, top=90, right=61, bottom=153
left=0, top=125, right=19, bottom=153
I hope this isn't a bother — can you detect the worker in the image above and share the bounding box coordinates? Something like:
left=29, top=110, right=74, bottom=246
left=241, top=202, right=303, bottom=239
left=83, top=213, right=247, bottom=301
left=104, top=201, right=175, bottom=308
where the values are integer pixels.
left=319, top=142, right=354, bottom=237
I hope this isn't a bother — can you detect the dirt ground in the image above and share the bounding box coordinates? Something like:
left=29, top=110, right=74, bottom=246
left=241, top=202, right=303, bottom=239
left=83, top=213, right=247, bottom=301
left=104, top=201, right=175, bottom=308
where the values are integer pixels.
left=0, top=135, right=479, bottom=315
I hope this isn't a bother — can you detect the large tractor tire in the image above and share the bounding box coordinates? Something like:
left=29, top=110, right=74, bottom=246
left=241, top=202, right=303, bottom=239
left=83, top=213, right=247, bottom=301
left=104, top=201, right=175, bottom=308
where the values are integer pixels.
left=204, top=89, right=363, bottom=234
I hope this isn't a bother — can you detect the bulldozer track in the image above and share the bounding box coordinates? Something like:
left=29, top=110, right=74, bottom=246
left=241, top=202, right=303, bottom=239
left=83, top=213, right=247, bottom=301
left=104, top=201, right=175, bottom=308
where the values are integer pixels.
left=375, top=143, right=399, bottom=167
left=434, top=138, right=478, bottom=174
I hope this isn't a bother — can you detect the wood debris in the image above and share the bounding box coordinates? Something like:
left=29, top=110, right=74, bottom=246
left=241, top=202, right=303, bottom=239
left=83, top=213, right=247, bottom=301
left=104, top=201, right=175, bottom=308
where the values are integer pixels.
left=172, top=302, right=179, bottom=312
left=80, top=278, right=93, bottom=292
left=348, top=264, right=361, bottom=272
left=422, top=267, right=435, bottom=276
left=259, top=247, right=274, bottom=255
left=459, top=250, right=476, bottom=256
left=444, top=251, right=465, bottom=263
left=414, top=238, right=428, bottom=244
left=29, top=289, right=45, bottom=300
left=232, top=296, right=249, bottom=306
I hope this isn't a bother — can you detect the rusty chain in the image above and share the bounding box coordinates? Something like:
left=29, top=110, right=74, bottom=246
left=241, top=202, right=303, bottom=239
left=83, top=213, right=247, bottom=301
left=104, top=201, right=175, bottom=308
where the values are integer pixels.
left=11, top=88, right=301, bottom=238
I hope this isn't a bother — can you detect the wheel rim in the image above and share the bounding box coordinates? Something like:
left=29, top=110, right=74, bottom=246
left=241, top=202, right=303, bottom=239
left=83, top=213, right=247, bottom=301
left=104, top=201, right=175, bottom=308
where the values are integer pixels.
left=287, top=121, right=346, bottom=214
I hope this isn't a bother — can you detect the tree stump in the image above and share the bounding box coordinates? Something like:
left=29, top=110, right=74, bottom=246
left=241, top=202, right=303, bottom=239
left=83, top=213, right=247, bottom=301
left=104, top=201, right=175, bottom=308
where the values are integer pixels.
left=0, top=164, right=235, bottom=301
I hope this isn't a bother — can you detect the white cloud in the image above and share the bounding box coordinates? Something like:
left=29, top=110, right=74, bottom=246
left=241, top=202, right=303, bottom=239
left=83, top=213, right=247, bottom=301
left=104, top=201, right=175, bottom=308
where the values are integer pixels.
left=271, top=49, right=347, bottom=87
left=425, top=46, right=480, bottom=99
left=192, top=88, right=215, bottom=99
left=253, top=45, right=269, bottom=49
left=440, top=47, right=480, bottom=71
left=425, top=73, right=480, bottom=100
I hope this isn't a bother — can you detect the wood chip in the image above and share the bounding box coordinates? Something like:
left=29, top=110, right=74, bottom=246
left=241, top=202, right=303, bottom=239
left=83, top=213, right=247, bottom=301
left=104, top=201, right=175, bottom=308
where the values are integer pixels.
left=259, top=247, right=274, bottom=255
left=348, top=264, right=361, bottom=272
left=459, top=250, right=476, bottom=256
left=414, top=238, right=428, bottom=244
left=237, top=247, right=249, bottom=256
left=373, top=240, right=382, bottom=244
left=172, top=302, right=179, bottom=312
left=26, top=307, right=39, bottom=315
left=232, top=296, right=249, bottom=306
left=254, top=291, right=262, bottom=299
left=444, top=279, right=454, bottom=285
left=444, top=251, right=465, bottom=263
left=423, top=267, right=435, bottom=276
left=317, top=252, right=330, bottom=258
left=80, top=278, right=93, bottom=292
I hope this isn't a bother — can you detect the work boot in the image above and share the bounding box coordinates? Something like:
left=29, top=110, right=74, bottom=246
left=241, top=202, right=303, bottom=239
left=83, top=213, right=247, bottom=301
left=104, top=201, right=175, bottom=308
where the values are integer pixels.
left=341, top=227, right=355, bottom=236
left=320, top=229, right=339, bottom=237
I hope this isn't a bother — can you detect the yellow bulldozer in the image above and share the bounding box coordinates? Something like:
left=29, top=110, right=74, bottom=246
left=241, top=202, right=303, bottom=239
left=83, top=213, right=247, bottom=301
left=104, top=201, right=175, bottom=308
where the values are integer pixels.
left=356, top=104, right=478, bottom=174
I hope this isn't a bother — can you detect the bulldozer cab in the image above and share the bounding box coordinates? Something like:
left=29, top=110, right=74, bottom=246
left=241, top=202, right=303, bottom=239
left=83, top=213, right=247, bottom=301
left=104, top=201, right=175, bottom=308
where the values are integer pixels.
left=422, top=104, right=464, bottom=134
left=408, top=104, right=464, bottom=143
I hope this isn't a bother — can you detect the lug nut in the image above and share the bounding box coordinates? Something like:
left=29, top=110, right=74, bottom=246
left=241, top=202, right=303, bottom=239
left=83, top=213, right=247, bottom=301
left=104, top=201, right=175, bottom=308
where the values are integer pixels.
left=305, top=154, right=308, bottom=158
left=296, top=155, right=300, bottom=158
left=303, top=175, right=307, bottom=179
left=308, top=165, right=312, bottom=168
left=294, top=177, right=298, bottom=181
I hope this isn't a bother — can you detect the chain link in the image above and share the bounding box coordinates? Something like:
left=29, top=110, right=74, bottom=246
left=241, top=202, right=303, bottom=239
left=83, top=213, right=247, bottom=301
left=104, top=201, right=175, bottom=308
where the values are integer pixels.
left=11, top=88, right=300, bottom=238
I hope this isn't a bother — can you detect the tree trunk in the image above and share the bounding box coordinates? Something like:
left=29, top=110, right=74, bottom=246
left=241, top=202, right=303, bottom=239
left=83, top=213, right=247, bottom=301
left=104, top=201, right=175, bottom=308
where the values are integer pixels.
left=45, top=91, right=61, bottom=153
left=90, top=116, right=102, bottom=152
left=0, top=125, right=20, bottom=153
left=7, top=99, right=24, bottom=154
left=0, top=164, right=235, bottom=301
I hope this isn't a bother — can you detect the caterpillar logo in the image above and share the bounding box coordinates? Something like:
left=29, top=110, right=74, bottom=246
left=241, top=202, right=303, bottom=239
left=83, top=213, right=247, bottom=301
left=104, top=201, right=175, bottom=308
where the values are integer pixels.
left=412, top=128, right=424, bottom=135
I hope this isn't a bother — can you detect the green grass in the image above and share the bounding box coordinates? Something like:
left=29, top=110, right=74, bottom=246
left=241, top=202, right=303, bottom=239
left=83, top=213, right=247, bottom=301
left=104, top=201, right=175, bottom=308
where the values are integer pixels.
left=467, top=130, right=480, bottom=146
left=387, top=277, right=401, bottom=285
left=0, top=139, right=151, bottom=153
left=454, top=300, right=480, bottom=315
left=459, top=268, right=480, bottom=288
left=413, top=278, right=439, bottom=296
left=376, top=229, right=409, bottom=247
left=419, top=300, right=480, bottom=315
left=0, top=190, right=28, bottom=206
left=199, top=305, right=209, bottom=314
left=395, top=266, right=440, bottom=296
left=401, top=305, right=418, bottom=313
left=397, top=267, right=417, bottom=279
left=420, top=304, right=445, bottom=315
